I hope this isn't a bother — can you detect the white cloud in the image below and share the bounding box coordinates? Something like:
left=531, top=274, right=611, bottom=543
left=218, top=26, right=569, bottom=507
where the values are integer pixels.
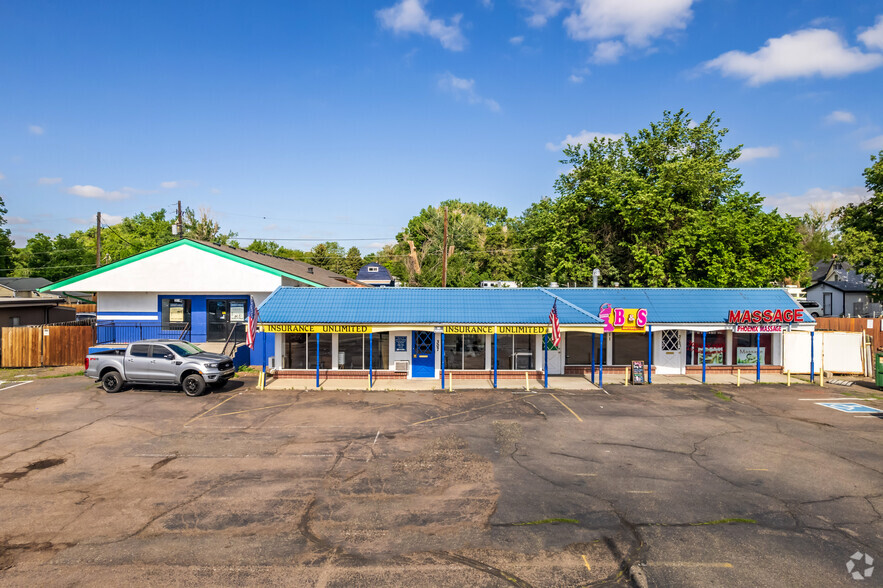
left=858, top=15, right=883, bottom=51
left=160, top=181, right=179, bottom=189
left=568, top=73, right=584, bottom=83
left=377, top=0, right=466, bottom=51
left=703, top=28, right=883, bottom=86
left=67, top=185, right=130, bottom=201
left=519, top=0, right=567, bottom=27
left=38, top=177, right=62, bottom=185
left=102, top=213, right=124, bottom=225
left=825, top=110, right=856, bottom=124
left=210, top=188, right=221, bottom=194
left=438, top=73, right=501, bottom=112
left=546, top=130, right=623, bottom=151
left=7, top=216, right=30, bottom=225
left=509, top=35, right=525, bottom=45
left=479, top=0, right=493, bottom=8
left=592, top=40, right=626, bottom=63
left=67, top=217, right=92, bottom=226
left=563, top=0, right=694, bottom=63
left=765, top=186, right=870, bottom=216
left=738, top=145, right=780, bottom=162
left=861, top=134, right=883, bottom=150
left=28, top=125, right=44, bottom=135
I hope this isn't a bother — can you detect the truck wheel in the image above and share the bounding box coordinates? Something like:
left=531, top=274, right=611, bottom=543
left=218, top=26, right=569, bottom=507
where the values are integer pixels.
left=102, top=370, right=124, bottom=393
left=182, top=374, right=206, bottom=397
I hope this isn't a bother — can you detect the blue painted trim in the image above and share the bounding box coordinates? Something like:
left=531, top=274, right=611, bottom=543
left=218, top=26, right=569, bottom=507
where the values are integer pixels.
left=493, top=332, right=497, bottom=388
left=316, top=333, right=320, bottom=387
left=441, top=332, right=445, bottom=389
left=369, top=332, right=373, bottom=388
left=599, top=332, right=604, bottom=389
left=647, top=325, right=652, bottom=384
left=97, top=311, right=158, bottom=317
left=702, top=331, right=707, bottom=384
left=544, top=334, right=548, bottom=388
left=756, top=334, right=761, bottom=382
left=591, top=333, right=595, bottom=384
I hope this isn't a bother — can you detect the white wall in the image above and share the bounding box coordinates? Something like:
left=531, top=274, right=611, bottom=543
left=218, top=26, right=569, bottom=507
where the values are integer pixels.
left=55, top=243, right=283, bottom=294
left=783, top=331, right=863, bottom=374
left=97, top=292, right=158, bottom=320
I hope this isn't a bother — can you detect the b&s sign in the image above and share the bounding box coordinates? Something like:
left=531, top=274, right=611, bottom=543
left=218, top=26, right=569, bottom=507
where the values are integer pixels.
left=600, top=304, right=648, bottom=333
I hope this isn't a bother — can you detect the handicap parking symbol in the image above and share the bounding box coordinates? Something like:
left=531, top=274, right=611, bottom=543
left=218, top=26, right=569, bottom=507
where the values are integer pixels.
left=816, top=402, right=882, bottom=414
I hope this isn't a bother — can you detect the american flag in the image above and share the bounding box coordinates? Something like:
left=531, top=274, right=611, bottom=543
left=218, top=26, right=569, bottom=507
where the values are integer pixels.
left=246, top=296, right=259, bottom=349
left=549, top=300, right=561, bottom=347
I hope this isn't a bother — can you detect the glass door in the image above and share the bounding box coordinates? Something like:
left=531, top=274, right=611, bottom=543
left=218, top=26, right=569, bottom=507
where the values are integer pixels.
left=207, top=299, right=248, bottom=342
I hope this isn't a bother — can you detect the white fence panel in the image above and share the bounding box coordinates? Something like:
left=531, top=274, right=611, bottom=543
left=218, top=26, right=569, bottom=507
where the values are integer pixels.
left=782, top=331, right=863, bottom=374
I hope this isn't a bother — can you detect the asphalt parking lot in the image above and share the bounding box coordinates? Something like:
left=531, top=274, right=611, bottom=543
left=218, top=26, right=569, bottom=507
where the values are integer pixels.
left=0, top=374, right=881, bottom=587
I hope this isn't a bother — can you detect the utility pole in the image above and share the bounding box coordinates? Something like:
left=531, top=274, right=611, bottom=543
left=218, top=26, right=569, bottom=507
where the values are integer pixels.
left=441, top=206, right=448, bottom=288
left=96, top=212, right=102, bottom=267
left=177, top=200, right=183, bottom=239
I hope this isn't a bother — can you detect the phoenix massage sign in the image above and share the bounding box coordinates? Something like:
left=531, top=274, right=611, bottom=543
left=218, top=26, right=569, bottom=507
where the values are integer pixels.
left=727, top=308, right=805, bottom=333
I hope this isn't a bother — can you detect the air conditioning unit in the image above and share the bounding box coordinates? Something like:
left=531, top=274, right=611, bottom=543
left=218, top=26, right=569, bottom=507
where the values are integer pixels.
left=394, top=360, right=409, bottom=372
left=267, top=356, right=276, bottom=370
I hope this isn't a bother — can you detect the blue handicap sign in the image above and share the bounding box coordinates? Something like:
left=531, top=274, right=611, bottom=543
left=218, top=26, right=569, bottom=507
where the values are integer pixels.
left=816, top=402, right=882, bottom=414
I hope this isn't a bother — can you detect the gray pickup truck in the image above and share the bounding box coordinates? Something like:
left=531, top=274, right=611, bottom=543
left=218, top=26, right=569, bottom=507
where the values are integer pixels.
left=85, top=339, right=235, bottom=397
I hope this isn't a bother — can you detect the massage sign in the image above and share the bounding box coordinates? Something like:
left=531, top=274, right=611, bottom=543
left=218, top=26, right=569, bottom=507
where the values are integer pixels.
left=727, top=308, right=804, bottom=332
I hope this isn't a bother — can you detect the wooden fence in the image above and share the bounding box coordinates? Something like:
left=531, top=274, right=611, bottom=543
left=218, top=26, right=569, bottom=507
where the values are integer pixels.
left=1, top=324, right=95, bottom=368
left=60, top=303, right=97, bottom=313
left=815, top=317, right=883, bottom=350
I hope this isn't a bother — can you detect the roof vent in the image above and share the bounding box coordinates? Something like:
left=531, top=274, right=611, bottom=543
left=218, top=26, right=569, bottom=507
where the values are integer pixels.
left=307, top=267, right=314, bottom=274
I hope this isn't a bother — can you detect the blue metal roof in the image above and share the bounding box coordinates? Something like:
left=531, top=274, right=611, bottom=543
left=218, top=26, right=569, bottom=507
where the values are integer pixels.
left=258, top=286, right=813, bottom=325
left=259, top=287, right=599, bottom=324
left=546, top=287, right=814, bottom=324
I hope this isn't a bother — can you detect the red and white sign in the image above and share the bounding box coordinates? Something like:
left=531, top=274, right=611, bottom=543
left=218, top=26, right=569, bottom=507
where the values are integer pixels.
left=734, top=325, right=783, bottom=333
left=728, top=309, right=804, bottom=324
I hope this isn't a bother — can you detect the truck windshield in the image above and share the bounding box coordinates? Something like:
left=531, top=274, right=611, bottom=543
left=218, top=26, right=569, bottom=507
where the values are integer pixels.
left=166, top=342, right=204, bottom=357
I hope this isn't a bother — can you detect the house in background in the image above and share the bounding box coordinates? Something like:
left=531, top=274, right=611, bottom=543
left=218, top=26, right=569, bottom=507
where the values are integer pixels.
left=356, top=262, right=395, bottom=287
left=0, top=297, right=75, bottom=327
left=0, top=277, right=56, bottom=298
left=804, top=258, right=882, bottom=317
left=40, top=238, right=363, bottom=366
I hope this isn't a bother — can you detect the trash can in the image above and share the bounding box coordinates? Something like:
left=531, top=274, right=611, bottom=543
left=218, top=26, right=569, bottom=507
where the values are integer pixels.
left=875, top=352, right=883, bottom=388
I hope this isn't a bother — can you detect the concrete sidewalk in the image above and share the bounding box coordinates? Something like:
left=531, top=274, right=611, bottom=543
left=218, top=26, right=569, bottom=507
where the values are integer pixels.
left=263, top=372, right=809, bottom=391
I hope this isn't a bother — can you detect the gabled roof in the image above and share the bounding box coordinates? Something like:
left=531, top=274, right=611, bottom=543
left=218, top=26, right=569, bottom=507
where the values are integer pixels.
left=39, top=239, right=364, bottom=292
left=356, top=262, right=393, bottom=283
left=257, top=286, right=814, bottom=325
left=805, top=280, right=870, bottom=293
left=0, top=277, right=52, bottom=292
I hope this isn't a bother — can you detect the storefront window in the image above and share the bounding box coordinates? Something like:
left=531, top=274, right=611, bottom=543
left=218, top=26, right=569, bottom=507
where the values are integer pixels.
left=284, top=333, right=333, bottom=369
left=565, top=332, right=603, bottom=365
left=338, top=333, right=389, bottom=370
left=732, top=333, right=773, bottom=365
left=612, top=333, right=648, bottom=365
left=492, top=334, right=535, bottom=369
left=444, top=334, right=486, bottom=370
left=686, top=331, right=727, bottom=365
left=161, top=298, right=191, bottom=331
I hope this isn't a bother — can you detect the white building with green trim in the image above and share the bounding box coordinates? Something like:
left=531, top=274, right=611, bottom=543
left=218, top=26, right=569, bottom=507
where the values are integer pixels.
left=40, top=238, right=362, bottom=365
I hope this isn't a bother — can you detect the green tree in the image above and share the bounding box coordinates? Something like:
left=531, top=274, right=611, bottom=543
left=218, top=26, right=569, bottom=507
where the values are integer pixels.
left=836, top=150, right=883, bottom=299
left=13, top=232, right=93, bottom=281
left=307, top=242, right=347, bottom=274
left=183, top=207, right=237, bottom=244
left=245, top=239, right=305, bottom=260
left=344, top=246, right=363, bottom=278
left=0, top=196, right=14, bottom=275
left=795, top=205, right=839, bottom=278
left=518, top=110, right=806, bottom=287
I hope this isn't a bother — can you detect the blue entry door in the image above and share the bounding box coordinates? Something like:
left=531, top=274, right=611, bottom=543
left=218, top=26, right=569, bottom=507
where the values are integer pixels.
left=412, top=331, right=436, bottom=377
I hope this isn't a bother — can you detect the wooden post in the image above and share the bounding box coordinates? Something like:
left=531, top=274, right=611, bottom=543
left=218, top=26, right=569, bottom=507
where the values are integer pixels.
left=96, top=212, right=102, bottom=268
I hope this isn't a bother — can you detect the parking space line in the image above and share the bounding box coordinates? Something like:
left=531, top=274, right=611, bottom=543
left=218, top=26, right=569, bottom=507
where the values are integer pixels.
left=581, top=555, right=591, bottom=572
left=745, top=468, right=769, bottom=471
left=626, top=490, right=654, bottom=494
left=204, top=402, right=294, bottom=418
left=549, top=394, right=583, bottom=422
left=799, top=398, right=863, bottom=401
left=0, top=380, right=33, bottom=391
left=646, top=562, right=733, bottom=568
left=184, top=393, right=241, bottom=426
left=409, top=399, right=516, bottom=426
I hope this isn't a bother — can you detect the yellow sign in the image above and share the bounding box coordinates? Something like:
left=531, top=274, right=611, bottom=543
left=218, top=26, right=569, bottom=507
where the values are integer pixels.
left=444, top=325, right=495, bottom=335
left=497, top=325, right=547, bottom=335
left=262, top=324, right=372, bottom=334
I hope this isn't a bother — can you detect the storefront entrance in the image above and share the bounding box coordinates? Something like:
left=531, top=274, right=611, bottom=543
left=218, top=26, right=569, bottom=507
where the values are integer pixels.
left=412, top=331, right=435, bottom=377
left=207, top=298, right=247, bottom=342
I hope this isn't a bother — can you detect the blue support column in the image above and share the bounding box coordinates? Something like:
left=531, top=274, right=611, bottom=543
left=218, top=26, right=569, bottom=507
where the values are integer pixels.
left=599, top=332, right=604, bottom=388
left=315, top=333, right=320, bottom=388
left=647, top=325, right=652, bottom=384
left=493, top=332, right=498, bottom=389
left=591, top=333, right=596, bottom=384
left=544, top=334, right=549, bottom=388
left=441, top=332, right=445, bottom=389
left=756, top=334, right=761, bottom=382
left=702, top=331, right=707, bottom=383
left=810, top=331, right=815, bottom=383
left=369, top=332, right=373, bottom=389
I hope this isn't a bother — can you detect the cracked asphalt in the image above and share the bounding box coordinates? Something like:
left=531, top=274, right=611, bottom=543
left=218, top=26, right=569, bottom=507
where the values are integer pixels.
left=0, top=374, right=881, bottom=587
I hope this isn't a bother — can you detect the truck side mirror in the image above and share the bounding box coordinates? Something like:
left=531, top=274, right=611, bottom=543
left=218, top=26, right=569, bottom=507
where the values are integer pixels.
left=164, top=353, right=174, bottom=360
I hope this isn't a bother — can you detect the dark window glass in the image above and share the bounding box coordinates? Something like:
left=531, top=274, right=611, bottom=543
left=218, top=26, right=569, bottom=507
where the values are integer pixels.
left=286, top=334, right=307, bottom=369
left=370, top=332, right=389, bottom=370
left=565, top=332, right=603, bottom=365
left=150, top=345, right=172, bottom=358
left=463, top=334, right=486, bottom=369
left=686, top=331, right=727, bottom=365
left=308, top=334, right=333, bottom=370
left=492, top=334, right=534, bottom=369
left=338, top=334, right=364, bottom=369
left=732, top=333, right=773, bottom=365
left=130, top=344, right=150, bottom=357
left=613, top=333, right=650, bottom=365
left=161, top=298, right=191, bottom=330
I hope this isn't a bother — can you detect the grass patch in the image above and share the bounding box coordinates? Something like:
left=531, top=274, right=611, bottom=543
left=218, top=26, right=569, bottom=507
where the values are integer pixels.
left=35, top=370, right=85, bottom=379
left=713, top=390, right=732, bottom=402
left=236, top=365, right=259, bottom=373
left=512, top=518, right=580, bottom=526
left=691, top=518, right=756, bottom=526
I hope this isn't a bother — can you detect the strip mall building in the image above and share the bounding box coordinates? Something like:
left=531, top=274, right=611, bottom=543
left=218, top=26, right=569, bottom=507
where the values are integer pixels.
left=257, top=287, right=814, bottom=382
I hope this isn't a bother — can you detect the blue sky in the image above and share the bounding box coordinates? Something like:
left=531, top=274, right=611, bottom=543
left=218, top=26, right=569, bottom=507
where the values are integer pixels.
left=2, top=1, right=882, bottom=250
